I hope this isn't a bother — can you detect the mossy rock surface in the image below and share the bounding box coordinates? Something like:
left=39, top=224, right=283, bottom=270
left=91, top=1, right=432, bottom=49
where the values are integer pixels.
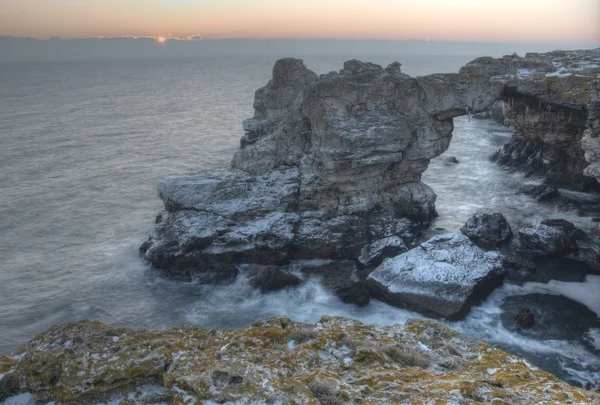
left=0, top=317, right=598, bottom=404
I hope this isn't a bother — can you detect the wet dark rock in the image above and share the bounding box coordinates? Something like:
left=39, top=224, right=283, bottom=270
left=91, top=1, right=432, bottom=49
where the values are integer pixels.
left=517, top=184, right=560, bottom=201
left=460, top=213, right=513, bottom=249
left=502, top=252, right=537, bottom=283
left=501, top=294, right=600, bottom=343
left=518, top=219, right=580, bottom=256
left=502, top=253, right=537, bottom=271
left=296, top=261, right=370, bottom=307
left=489, top=100, right=505, bottom=124
left=246, top=264, right=302, bottom=293
left=359, top=236, right=407, bottom=267
left=541, top=219, right=585, bottom=240
left=515, top=308, right=535, bottom=328
left=367, top=233, right=505, bottom=320
left=444, top=156, right=460, bottom=164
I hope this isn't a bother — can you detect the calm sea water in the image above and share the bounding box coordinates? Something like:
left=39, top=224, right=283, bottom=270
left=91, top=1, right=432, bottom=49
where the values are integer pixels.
left=1, top=55, right=599, bottom=386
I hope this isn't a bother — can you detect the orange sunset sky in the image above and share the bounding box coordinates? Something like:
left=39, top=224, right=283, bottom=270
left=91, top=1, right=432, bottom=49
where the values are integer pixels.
left=0, top=0, right=599, bottom=43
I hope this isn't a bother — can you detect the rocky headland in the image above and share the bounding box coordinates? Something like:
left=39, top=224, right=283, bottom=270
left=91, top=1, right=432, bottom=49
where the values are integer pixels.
left=139, top=48, right=600, bottom=319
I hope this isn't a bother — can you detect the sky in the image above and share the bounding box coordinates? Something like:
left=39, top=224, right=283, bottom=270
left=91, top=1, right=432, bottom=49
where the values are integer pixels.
left=0, top=0, right=599, bottom=44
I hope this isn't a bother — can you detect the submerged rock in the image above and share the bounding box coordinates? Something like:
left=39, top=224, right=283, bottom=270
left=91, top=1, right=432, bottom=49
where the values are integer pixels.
left=518, top=219, right=581, bottom=256
left=517, top=183, right=560, bottom=201
left=367, top=233, right=505, bottom=320
left=246, top=264, right=302, bottom=293
left=444, top=156, right=460, bottom=164
left=460, top=212, right=513, bottom=248
left=1, top=317, right=597, bottom=404
left=515, top=308, right=535, bottom=328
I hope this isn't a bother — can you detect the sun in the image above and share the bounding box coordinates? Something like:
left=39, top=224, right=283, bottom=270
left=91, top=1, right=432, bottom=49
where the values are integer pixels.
left=157, top=36, right=167, bottom=43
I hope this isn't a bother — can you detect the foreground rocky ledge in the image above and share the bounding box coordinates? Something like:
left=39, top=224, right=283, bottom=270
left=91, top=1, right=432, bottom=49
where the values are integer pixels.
left=1, top=317, right=598, bottom=404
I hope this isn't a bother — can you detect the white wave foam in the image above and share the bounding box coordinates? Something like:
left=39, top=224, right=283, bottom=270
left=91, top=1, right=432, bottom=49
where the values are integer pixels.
left=585, top=328, right=600, bottom=350
left=522, top=275, right=600, bottom=317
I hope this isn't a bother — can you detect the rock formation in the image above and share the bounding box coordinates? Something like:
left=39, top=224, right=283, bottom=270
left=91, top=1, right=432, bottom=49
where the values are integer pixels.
left=367, top=233, right=505, bottom=320
left=141, top=58, right=503, bottom=281
left=518, top=219, right=582, bottom=256
left=460, top=213, right=513, bottom=249
left=462, top=49, right=600, bottom=190
left=2, top=317, right=598, bottom=404
left=140, top=50, right=600, bottom=321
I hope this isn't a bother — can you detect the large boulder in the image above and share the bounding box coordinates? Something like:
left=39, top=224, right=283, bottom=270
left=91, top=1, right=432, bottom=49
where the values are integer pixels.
left=518, top=219, right=580, bottom=256
left=367, top=233, right=505, bottom=320
left=460, top=213, right=513, bottom=248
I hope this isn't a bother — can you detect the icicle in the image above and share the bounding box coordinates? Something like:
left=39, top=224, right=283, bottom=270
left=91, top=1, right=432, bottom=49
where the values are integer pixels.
left=526, top=105, right=530, bottom=114
left=547, top=105, right=551, bottom=113
left=539, top=101, right=542, bottom=110
left=467, top=107, right=472, bottom=123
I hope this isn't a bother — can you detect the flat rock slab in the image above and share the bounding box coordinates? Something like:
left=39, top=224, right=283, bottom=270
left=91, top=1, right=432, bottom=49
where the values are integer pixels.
left=367, top=233, right=505, bottom=320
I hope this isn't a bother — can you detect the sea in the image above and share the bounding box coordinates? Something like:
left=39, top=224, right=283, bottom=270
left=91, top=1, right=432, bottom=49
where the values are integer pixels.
left=1, top=54, right=599, bottom=387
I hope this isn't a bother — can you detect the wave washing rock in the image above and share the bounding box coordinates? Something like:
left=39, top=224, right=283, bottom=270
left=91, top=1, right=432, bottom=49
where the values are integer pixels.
left=367, top=233, right=505, bottom=320
left=463, top=49, right=600, bottom=190
left=1, top=317, right=598, bottom=404
left=141, top=58, right=504, bottom=281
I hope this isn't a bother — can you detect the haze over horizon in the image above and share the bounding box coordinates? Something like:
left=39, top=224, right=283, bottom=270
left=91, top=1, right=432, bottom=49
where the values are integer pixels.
left=1, top=0, right=599, bottom=44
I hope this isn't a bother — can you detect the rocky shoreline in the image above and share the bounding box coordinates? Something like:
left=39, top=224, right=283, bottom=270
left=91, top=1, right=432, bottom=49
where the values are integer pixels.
left=2, top=49, right=600, bottom=403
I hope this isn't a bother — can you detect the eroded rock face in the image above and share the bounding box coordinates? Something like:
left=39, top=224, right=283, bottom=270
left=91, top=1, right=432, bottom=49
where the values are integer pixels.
left=367, top=233, right=505, bottom=320
left=141, top=58, right=504, bottom=278
left=2, top=317, right=598, bottom=404
left=463, top=49, right=600, bottom=190
left=582, top=81, right=600, bottom=184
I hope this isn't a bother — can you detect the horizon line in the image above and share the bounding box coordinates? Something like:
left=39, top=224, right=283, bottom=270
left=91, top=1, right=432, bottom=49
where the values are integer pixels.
left=1, top=35, right=599, bottom=47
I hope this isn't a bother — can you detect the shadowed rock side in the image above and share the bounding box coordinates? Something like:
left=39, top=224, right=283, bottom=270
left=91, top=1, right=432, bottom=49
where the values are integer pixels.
left=462, top=49, right=600, bottom=190
left=141, top=58, right=503, bottom=281
left=582, top=81, right=600, bottom=184
left=1, top=317, right=598, bottom=404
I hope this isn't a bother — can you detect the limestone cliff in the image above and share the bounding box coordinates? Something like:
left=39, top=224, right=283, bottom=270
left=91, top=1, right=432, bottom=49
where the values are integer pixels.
left=461, top=49, right=600, bottom=190
left=1, top=317, right=597, bottom=404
